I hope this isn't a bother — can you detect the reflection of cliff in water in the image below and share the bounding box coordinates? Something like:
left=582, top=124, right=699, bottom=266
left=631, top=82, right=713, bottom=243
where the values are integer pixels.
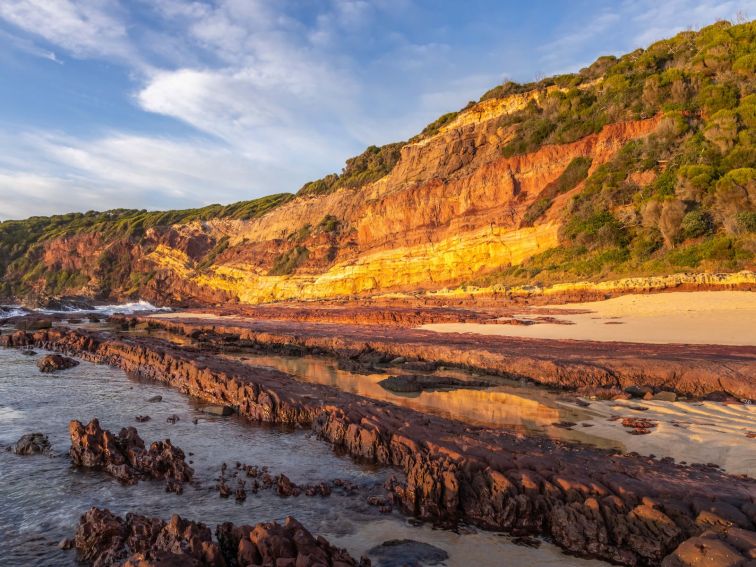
left=223, top=352, right=618, bottom=449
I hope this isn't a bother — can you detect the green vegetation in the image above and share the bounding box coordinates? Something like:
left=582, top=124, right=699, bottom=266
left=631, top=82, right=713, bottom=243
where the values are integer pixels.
left=487, top=20, right=755, bottom=285
left=317, top=215, right=341, bottom=233
left=298, top=142, right=404, bottom=196
left=269, top=246, right=309, bottom=276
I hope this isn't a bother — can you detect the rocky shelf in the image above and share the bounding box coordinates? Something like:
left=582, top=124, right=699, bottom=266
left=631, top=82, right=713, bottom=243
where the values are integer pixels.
left=2, top=326, right=755, bottom=566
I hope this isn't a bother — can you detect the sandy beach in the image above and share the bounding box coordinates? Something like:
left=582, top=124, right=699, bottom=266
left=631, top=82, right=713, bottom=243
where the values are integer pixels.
left=421, top=291, right=756, bottom=346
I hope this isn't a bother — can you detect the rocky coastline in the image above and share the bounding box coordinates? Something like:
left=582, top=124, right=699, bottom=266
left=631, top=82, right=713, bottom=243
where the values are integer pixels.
left=2, top=326, right=755, bottom=565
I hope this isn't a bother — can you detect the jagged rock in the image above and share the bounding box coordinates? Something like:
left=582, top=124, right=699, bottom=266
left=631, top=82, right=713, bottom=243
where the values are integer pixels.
left=68, top=418, right=193, bottom=489
left=216, top=516, right=369, bottom=567
left=13, top=327, right=756, bottom=566
left=73, top=507, right=224, bottom=567
left=367, top=539, right=448, bottom=567
left=276, top=473, right=301, bottom=497
left=147, top=395, right=162, bottom=403
left=10, top=432, right=51, bottom=455
left=37, top=354, right=79, bottom=373
left=20, top=349, right=36, bottom=356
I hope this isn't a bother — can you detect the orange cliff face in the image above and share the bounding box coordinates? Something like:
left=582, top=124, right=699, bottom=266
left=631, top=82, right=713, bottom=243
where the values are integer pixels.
left=36, top=93, right=662, bottom=305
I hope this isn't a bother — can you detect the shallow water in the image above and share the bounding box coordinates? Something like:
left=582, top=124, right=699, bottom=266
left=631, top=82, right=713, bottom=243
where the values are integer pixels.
left=0, top=348, right=608, bottom=566
left=223, top=351, right=619, bottom=449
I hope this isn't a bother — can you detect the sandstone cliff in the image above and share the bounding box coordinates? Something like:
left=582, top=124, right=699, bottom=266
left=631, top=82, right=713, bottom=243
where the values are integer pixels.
left=1, top=20, right=753, bottom=305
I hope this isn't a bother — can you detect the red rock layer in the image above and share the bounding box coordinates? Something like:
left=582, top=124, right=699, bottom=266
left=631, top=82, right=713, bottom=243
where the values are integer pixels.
left=133, top=315, right=756, bottom=399
left=3, top=327, right=755, bottom=566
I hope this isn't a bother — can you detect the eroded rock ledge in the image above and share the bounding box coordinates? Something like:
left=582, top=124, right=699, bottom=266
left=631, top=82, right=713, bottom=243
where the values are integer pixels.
left=3, top=327, right=756, bottom=566
left=132, top=314, right=756, bottom=399
left=73, top=507, right=366, bottom=567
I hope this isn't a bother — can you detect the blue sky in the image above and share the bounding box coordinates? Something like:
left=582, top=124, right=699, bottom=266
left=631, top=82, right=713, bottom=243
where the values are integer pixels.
left=0, top=0, right=753, bottom=220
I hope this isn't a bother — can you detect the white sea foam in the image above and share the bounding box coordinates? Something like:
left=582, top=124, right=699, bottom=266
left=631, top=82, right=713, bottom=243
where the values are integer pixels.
left=3, top=300, right=170, bottom=317
left=91, top=300, right=171, bottom=315
left=0, top=307, right=28, bottom=318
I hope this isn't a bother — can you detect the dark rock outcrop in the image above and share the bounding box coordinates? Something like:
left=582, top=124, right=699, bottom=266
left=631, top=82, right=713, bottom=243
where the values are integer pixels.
left=367, top=539, right=448, bottom=567
left=378, top=374, right=490, bottom=393
left=9, top=432, right=51, bottom=455
left=73, top=507, right=224, bottom=567
left=37, top=354, right=79, bottom=373
left=69, top=418, right=193, bottom=490
left=131, top=313, right=756, bottom=400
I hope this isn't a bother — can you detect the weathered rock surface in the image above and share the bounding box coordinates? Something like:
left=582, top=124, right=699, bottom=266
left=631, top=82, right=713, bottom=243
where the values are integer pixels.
left=9, top=432, right=51, bottom=455
left=661, top=528, right=756, bottom=566
left=37, top=353, right=79, bottom=373
left=216, top=516, right=369, bottom=566
left=8, top=327, right=756, bottom=566
left=378, top=374, right=491, bottom=393
left=71, top=507, right=368, bottom=567
left=73, top=507, right=224, bottom=567
left=68, top=418, right=193, bottom=490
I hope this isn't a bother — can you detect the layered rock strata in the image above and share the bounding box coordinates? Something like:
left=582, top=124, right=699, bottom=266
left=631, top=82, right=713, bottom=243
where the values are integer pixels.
left=133, top=314, right=756, bottom=399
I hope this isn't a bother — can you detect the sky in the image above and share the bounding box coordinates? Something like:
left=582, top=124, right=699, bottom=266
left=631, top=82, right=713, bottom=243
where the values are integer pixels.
left=0, top=0, right=753, bottom=220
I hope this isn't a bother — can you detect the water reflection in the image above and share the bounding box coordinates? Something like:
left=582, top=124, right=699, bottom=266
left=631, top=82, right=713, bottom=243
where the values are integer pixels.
left=223, top=352, right=619, bottom=449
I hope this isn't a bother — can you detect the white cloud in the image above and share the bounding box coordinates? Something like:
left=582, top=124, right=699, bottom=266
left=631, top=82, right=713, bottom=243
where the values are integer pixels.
left=0, top=131, right=305, bottom=220
left=0, top=0, right=135, bottom=62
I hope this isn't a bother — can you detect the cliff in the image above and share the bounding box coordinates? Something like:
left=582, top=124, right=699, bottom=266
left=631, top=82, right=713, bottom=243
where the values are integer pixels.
left=0, top=20, right=754, bottom=306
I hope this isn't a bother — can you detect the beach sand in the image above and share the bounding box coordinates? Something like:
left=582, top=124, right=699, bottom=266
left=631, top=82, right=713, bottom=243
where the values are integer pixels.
left=421, top=291, right=756, bottom=346
left=562, top=397, right=756, bottom=477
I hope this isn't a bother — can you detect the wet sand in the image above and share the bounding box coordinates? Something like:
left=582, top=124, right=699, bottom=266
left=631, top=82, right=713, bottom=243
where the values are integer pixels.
left=421, top=291, right=756, bottom=346
left=567, top=397, right=756, bottom=477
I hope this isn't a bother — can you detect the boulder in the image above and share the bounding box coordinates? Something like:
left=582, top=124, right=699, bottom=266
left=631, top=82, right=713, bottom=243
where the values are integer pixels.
left=661, top=530, right=754, bottom=567
left=654, top=391, right=678, bottom=402
left=72, top=508, right=369, bottom=567
left=202, top=405, right=234, bottom=417
left=367, top=539, right=448, bottom=567
left=10, top=432, right=51, bottom=455
left=37, top=354, right=79, bottom=373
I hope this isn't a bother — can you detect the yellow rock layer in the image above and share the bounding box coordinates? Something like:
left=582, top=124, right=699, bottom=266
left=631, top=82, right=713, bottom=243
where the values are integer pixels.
left=421, top=271, right=756, bottom=300
left=150, top=223, right=560, bottom=304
